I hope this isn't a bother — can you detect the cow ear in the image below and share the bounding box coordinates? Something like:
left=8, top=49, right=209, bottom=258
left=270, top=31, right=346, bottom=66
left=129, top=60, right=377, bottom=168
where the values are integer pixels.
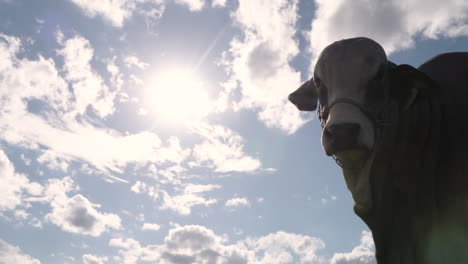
left=390, top=64, right=432, bottom=111
left=288, top=79, right=318, bottom=111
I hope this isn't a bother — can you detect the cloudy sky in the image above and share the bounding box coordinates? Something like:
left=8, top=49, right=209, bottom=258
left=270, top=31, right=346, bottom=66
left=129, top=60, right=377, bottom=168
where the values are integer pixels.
left=1, top=0, right=468, bottom=263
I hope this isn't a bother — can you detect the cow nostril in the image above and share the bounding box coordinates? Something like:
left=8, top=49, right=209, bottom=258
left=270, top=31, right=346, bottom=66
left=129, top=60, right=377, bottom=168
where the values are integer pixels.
left=324, top=123, right=361, bottom=152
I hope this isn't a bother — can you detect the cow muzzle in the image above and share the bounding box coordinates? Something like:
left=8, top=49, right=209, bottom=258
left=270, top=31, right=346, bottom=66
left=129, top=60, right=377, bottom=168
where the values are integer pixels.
left=323, top=123, right=370, bottom=167
left=321, top=103, right=375, bottom=167
left=323, top=123, right=361, bottom=155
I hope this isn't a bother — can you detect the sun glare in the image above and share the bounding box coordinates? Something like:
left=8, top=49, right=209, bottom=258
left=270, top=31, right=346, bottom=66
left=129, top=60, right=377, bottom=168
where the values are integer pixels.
left=145, top=68, right=212, bottom=124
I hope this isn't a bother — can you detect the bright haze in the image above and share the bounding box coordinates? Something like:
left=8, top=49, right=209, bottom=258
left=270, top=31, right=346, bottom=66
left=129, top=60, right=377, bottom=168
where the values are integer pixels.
left=1, top=0, right=468, bottom=263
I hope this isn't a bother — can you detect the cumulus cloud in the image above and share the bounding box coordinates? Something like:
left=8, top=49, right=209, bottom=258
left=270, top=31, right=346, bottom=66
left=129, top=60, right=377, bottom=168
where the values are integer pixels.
left=110, top=225, right=326, bottom=264
left=225, top=197, right=250, bottom=208
left=191, top=123, right=261, bottom=173
left=0, top=34, right=71, bottom=112
left=47, top=194, right=122, bottom=236
left=82, top=254, right=108, bottom=264
left=58, top=35, right=116, bottom=117
left=0, top=149, right=42, bottom=212
left=42, top=177, right=121, bottom=236
left=330, top=231, right=376, bottom=264
left=243, top=231, right=326, bottom=264
left=222, top=0, right=308, bottom=134
left=109, top=237, right=142, bottom=264
left=309, top=0, right=468, bottom=58
left=0, top=239, right=41, bottom=264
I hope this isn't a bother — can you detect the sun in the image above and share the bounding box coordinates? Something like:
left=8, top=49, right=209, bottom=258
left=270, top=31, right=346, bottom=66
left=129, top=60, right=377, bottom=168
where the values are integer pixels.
left=144, top=68, right=212, bottom=124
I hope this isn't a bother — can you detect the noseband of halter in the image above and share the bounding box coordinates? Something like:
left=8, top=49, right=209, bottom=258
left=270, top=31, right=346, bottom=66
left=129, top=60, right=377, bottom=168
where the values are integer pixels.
left=318, top=98, right=393, bottom=129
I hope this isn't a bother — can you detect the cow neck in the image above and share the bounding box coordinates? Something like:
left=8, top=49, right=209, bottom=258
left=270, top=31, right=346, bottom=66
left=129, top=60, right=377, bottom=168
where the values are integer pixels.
left=365, top=92, right=441, bottom=263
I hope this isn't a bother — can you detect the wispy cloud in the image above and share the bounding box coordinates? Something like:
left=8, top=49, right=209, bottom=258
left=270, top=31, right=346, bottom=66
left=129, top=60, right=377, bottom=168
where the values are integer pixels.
left=124, top=56, right=150, bottom=70
left=212, top=0, right=227, bottom=8
left=190, top=122, right=262, bottom=173
left=172, top=0, right=206, bottom=11
left=0, top=149, right=42, bottom=212
left=69, top=0, right=208, bottom=27
left=0, top=239, right=41, bottom=264
left=69, top=0, right=134, bottom=27
left=159, top=184, right=221, bottom=215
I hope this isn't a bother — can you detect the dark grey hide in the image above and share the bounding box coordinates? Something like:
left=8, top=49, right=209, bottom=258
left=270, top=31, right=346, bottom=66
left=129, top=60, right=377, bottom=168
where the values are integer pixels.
left=289, top=37, right=468, bottom=264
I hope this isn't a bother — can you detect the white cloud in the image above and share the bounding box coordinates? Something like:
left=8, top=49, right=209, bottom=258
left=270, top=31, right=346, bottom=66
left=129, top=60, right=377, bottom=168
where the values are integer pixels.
left=222, top=0, right=308, bottom=134
left=172, top=0, right=205, bottom=11
left=107, top=57, right=124, bottom=92
left=82, top=254, right=108, bottom=264
left=191, top=122, right=261, bottom=173
left=0, top=33, right=191, bottom=173
left=142, top=223, right=161, bottom=231
left=225, top=197, right=251, bottom=208
left=110, top=225, right=326, bottom=264
left=1, top=112, right=168, bottom=172
left=0, top=34, right=71, bottom=112
left=244, top=231, right=326, bottom=264
left=14, top=209, right=29, bottom=220
left=69, top=0, right=207, bottom=28
left=58, top=35, right=116, bottom=118
left=47, top=194, right=122, bottom=236
left=330, top=231, right=376, bottom=264
left=69, top=0, right=134, bottom=27
left=43, top=177, right=122, bottom=237
left=0, top=239, right=41, bottom=264
left=132, top=179, right=220, bottom=216
left=309, top=0, right=468, bottom=59
left=109, top=237, right=142, bottom=264
left=37, top=150, right=69, bottom=172
left=130, top=181, right=150, bottom=194
left=124, top=56, right=150, bottom=70
left=0, top=149, right=42, bottom=212
left=160, top=183, right=221, bottom=215
left=0, top=33, right=196, bottom=175
left=212, top=0, right=226, bottom=8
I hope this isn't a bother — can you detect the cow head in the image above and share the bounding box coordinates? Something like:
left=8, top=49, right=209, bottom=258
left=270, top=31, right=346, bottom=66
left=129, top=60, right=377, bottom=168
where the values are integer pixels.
left=289, top=37, right=435, bottom=213
left=290, top=37, right=432, bottom=168
left=290, top=37, right=391, bottom=168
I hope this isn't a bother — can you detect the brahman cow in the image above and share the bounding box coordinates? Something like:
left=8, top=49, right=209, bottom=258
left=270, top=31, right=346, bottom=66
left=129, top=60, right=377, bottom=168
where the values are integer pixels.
left=289, top=37, right=468, bottom=264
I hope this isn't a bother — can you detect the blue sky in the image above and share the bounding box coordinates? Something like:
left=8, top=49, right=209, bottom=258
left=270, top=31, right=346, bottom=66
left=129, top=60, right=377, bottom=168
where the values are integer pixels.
left=1, top=0, right=468, bottom=263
